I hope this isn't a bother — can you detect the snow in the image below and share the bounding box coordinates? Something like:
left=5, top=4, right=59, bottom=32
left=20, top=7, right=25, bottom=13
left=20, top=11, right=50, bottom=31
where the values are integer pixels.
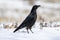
left=0, top=23, right=60, bottom=40
left=0, top=1, right=60, bottom=40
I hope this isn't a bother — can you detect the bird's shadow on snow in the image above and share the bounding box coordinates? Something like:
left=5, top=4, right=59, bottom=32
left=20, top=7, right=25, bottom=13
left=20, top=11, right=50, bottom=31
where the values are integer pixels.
left=14, top=30, right=27, bottom=33
left=20, top=30, right=27, bottom=33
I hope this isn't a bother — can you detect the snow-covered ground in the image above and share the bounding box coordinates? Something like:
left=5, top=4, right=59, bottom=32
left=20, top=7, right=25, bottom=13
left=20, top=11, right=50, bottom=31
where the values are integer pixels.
left=0, top=1, right=60, bottom=40
left=0, top=23, right=60, bottom=40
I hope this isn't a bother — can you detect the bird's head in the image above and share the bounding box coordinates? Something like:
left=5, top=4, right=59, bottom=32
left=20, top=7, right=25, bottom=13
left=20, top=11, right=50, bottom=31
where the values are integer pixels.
left=30, top=5, right=40, bottom=13
left=33, top=5, right=40, bottom=9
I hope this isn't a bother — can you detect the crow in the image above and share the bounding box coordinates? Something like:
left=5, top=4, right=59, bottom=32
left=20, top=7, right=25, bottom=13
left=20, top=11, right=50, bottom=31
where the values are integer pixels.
left=13, top=5, right=40, bottom=33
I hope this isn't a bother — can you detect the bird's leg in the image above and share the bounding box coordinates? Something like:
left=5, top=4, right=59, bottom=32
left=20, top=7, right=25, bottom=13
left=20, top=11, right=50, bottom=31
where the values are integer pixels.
left=26, top=28, right=29, bottom=33
left=30, top=28, right=33, bottom=33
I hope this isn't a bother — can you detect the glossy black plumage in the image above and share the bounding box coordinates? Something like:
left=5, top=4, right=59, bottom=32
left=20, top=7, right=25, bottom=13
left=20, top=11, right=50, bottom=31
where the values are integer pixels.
left=13, top=5, right=40, bottom=33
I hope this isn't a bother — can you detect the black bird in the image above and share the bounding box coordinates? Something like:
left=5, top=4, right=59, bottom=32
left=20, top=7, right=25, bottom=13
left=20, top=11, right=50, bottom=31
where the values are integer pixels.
left=13, top=5, right=40, bottom=33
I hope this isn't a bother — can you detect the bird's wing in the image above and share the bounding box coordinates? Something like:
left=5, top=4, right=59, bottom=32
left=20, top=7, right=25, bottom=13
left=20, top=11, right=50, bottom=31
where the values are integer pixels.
left=13, top=15, right=34, bottom=33
left=21, top=15, right=34, bottom=25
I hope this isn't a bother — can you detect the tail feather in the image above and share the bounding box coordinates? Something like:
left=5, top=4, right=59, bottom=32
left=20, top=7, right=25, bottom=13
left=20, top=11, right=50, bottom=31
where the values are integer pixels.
left=13, top=25, right=25, bottom=33
left=13, top=27, right=20, bottom=33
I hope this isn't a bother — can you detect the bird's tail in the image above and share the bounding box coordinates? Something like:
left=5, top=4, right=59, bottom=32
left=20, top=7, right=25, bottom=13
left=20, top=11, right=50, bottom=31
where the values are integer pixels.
left=13, top=27, right=20, bottom=33
left=13, top=24, right=25, bottom=33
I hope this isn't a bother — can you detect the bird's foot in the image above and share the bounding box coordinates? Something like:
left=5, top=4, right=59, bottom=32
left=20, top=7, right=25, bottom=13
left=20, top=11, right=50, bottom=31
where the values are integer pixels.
left=30, top=30, right=34, bottom=33
left=31, top=31, right=33, bottom=33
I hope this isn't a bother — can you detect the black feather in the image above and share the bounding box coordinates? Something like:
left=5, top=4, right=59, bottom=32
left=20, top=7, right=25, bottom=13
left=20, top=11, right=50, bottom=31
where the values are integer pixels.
left=13, top=5, right=40, bottom=33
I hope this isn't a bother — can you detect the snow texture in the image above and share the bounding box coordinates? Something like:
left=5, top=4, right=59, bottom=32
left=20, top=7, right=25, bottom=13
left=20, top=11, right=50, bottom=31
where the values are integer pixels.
left=0, top=23, right=60, bottom=40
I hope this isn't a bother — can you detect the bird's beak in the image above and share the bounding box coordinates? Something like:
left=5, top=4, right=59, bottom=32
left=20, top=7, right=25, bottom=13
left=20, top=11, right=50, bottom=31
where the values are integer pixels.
left=38, top=5, right=40, bottom=7
left=40, top=5, right=44, bottom=8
